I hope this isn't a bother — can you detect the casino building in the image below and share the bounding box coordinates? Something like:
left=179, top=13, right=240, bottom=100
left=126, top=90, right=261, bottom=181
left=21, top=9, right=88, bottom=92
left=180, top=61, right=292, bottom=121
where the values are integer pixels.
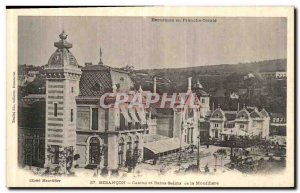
left=44, top=31, right=147, bottom=173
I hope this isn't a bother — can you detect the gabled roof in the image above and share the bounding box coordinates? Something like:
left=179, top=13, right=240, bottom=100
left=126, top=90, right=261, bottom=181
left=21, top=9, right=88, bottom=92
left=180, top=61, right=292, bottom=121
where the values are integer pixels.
left=250, top=110, right=262, bottom=119
left=260, top=108, right=269, bottom=118
left=210, top=108, right=226, bottom=120
left=236, top=108, right=251, bottom=119
left=250, top=111, right=261, bottom=118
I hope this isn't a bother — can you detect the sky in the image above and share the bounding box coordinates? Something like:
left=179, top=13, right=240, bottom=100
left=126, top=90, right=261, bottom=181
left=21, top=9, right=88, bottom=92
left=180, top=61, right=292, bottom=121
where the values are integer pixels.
left=18, top=16, right=287, bottom=69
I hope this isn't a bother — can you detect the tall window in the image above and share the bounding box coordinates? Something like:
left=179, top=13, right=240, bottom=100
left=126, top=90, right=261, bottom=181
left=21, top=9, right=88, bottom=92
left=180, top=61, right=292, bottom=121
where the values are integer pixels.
left=92, top=108, right=98, bottom=130
left=71, top=109, right=73, bottom=122
left=240, top=124, right=244, bottom=129
left=120, top=113, right=125, bottom=130
left=202, top=98, right=205, bottom=103
left=54, top=103, right=58, bottom=117
left=215, top=131, right=219, bottom=138
left=118, top=138, right=125, bottom=166
left=187, top=128, right=190, bottom=143
left=190, top=128, right=194, bottom=143
left=71, top=87, right=74, bottom=93
left=105, top=109, right=109, bottom=130
left=89, top=137, right=100, bottom=164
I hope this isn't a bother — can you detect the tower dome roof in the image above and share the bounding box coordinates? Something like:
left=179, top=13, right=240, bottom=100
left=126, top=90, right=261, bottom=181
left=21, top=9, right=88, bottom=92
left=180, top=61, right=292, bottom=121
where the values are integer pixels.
left=46, top=31, right=79, bottom=68
left=192, top=80, right=209, bottom=97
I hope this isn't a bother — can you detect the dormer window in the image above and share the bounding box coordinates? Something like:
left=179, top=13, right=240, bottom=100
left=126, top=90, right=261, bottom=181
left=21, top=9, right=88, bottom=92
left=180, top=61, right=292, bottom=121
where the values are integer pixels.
left=91, top=83, right=102, bottom=91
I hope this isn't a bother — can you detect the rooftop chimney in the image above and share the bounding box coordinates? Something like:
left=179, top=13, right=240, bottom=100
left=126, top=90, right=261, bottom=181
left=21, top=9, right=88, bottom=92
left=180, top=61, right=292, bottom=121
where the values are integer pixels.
left=153, top=76, right=157, bottom=93
left=188, top=77, right=192, bottom=92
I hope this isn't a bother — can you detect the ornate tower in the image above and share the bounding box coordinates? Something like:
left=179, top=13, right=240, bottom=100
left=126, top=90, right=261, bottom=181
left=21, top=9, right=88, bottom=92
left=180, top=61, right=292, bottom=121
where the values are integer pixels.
left=44, top=31, right=82, bottom=172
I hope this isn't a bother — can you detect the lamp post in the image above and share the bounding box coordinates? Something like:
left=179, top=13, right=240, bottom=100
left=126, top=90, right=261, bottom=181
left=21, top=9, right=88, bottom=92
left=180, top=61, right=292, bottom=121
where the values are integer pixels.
left=196, top=117, right=201, bottom=171
left=178, top=112, right=184, bottom=164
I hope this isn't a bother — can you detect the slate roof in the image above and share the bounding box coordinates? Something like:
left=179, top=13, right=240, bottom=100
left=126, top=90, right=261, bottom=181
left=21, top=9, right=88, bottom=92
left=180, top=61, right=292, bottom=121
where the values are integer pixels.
left=224, top=111, right=237, bottom=121
left=194, top=89, right=209, bottom=97
left=78, top=65, right=113, bottom=98
left=250, top=111, right=262, bottom=118
left=270, top=112, right=285, bottom=119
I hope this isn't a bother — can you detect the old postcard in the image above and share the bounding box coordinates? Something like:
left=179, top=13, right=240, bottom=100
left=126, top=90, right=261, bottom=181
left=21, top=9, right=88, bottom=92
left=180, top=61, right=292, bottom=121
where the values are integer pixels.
left=6, top=7, right=294, bottom=188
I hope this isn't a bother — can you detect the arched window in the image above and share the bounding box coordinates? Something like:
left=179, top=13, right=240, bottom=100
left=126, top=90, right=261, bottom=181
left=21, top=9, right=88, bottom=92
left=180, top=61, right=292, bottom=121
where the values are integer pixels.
left=126, top=136, right=132, bottom=151
left=118, top=138, right=125, bottom=166
left=134, top=136, right=139, bottom=148
left=89, top=137, right=100, bottom=164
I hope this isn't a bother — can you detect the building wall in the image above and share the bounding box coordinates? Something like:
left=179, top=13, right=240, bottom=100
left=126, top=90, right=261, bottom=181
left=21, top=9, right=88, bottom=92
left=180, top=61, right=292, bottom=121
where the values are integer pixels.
left=209, top=121, right=224, bottom=139
left=64, top=79, right=79, bottom=147
left=262, top=117, right=270, bottom=139
left=110, top=70, right=134, bottom=92
left=199, top=96, right=210, bottom=117
left=45, top=72, right=81, bottom=169
left=77, top=106, right=108, bottom=132
left=156, top=117, right=173, bottom=137
left=173, top=112, right=182, bottom=138
left=46, top=80, right=65, bottom=148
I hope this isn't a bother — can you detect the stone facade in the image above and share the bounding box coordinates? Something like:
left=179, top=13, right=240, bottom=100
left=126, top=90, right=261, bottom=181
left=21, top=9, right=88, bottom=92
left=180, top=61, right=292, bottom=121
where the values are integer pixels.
left=44, top=31, right=82, bottom=173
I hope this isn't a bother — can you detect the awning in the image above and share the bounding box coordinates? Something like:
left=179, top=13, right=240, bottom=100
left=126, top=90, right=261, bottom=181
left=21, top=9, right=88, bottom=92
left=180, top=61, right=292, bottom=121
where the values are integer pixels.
left=144, top=138, right=188, bottom=154
left=120, top=105, right=132, bottom=123
left=129, top=107, right=140, bottom=123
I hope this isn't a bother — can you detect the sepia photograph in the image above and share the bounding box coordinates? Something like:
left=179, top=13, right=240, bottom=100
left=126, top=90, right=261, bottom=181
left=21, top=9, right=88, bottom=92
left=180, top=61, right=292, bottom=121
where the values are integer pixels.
left=6, top=7, right=295, bottom=188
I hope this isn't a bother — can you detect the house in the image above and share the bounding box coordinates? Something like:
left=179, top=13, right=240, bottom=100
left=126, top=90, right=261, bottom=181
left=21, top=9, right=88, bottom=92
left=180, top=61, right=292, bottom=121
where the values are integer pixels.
left=260, top=71, right=287, bottom=80
left=208, top=105, right=270, bottom=141
left=269, top=113, right=286, bottom=146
